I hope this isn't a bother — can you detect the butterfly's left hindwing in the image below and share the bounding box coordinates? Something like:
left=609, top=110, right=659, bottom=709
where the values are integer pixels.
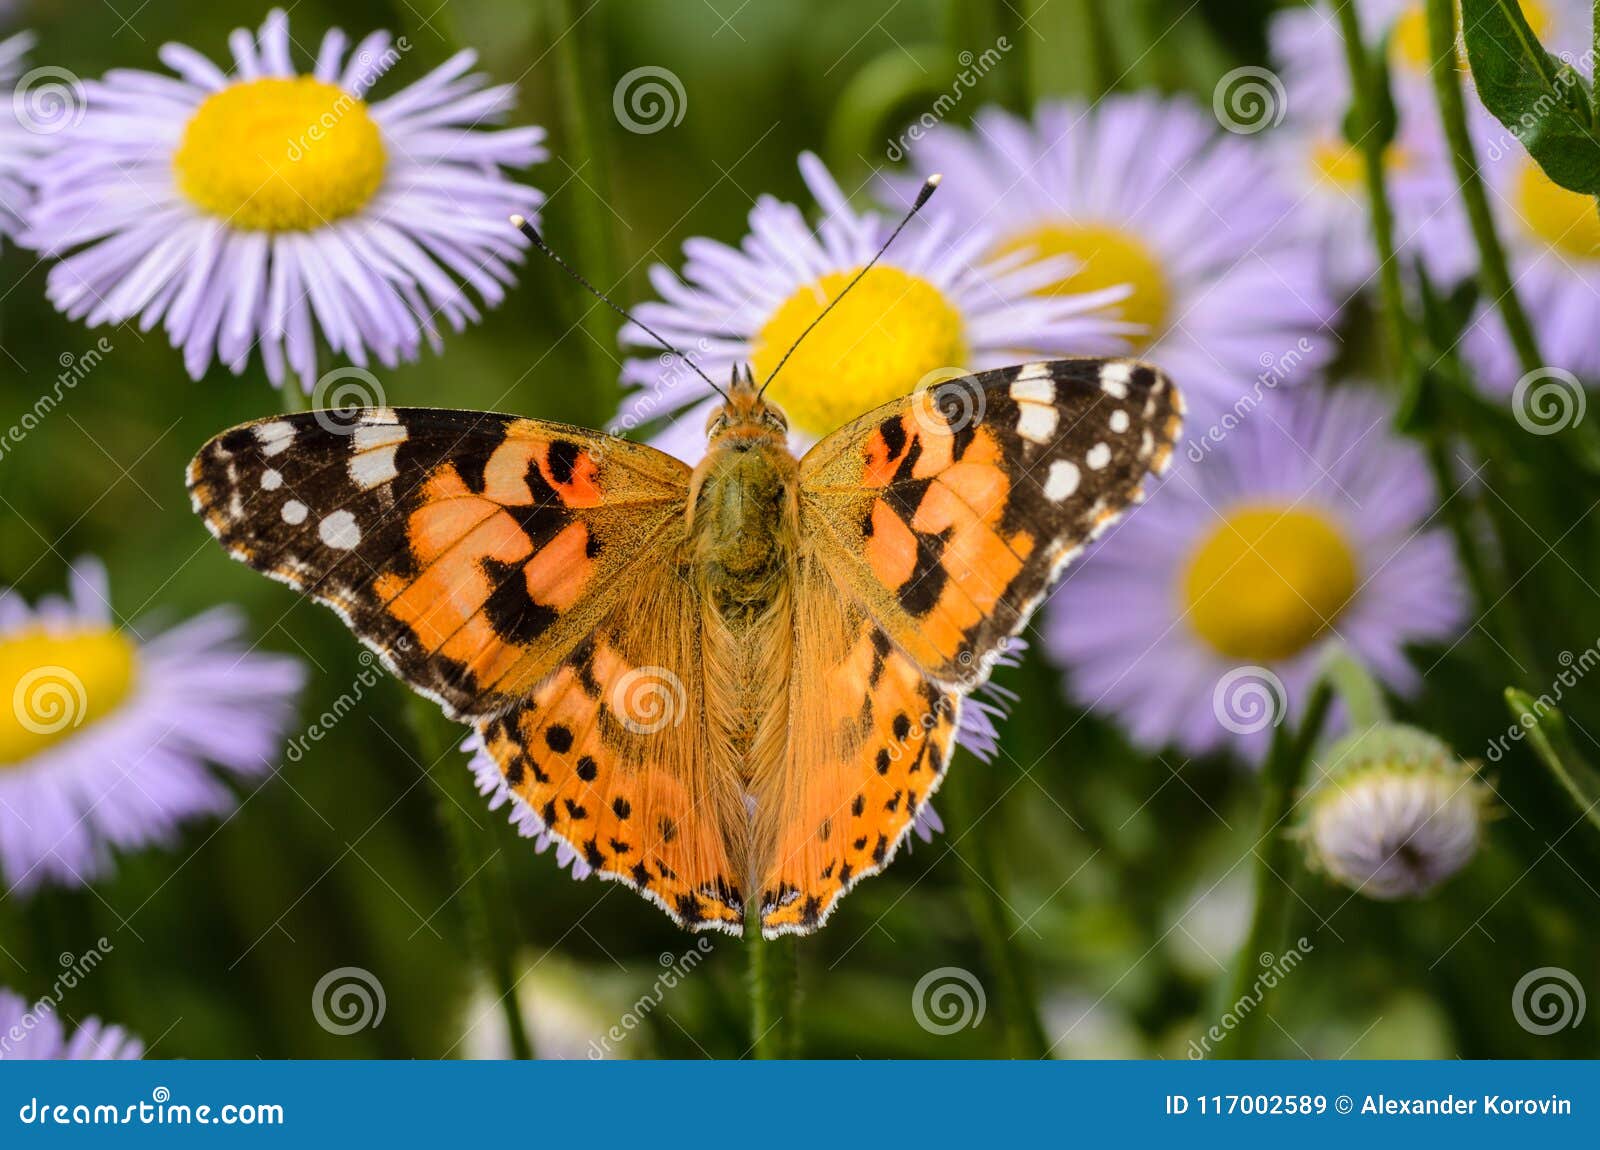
left=187, top=408, right=691, bottom=719
left=799, top=358, right=1181, bottom=685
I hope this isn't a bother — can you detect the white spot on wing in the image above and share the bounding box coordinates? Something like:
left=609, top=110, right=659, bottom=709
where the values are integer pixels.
left=1109, top=410, right=1130, bottom=434
left=352, top=423, right=407, bottom=450
left=282, top=500, right=308, bottom=525
left=1010, top=374, right=1055, bottom=404
left=254, top=421, right=296, bottom=456
left=1086, top=442, right=1112, bottom=470
left=261, top=468, right=283, bottom=490
left=350, top=446, right=399, bottom=490
left=319, top=510, right=361, bottom=550
left=1100, top=361, right=1132, bottom=399
left=1044, top=460, right=1080, bottom=502
left=1016, top=403, right=1058, bottom=444
left=1015, top=362, right=1050, bottom=382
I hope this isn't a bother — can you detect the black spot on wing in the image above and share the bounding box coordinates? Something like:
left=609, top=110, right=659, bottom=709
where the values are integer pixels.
left=879, top=416, right=907, bottom=462
left=480, top=556, right=559, bottom=645
left=546, top=439, right=581, bottom=485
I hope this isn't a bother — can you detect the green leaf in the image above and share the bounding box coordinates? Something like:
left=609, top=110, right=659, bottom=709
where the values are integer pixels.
left=1460, top=0, right=1600, bottom=193
left=1504, top=688, right=1600, bottom=836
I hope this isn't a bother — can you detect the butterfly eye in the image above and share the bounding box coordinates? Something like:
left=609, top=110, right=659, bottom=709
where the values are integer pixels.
left=763, top=409, right=788, bottom=433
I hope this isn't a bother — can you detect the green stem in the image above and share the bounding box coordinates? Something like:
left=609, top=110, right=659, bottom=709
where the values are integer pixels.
left=1332, top=2, right=1417, bottom=386
left=1504, top=688, right=1600, bottom=837
left=283, top=368, right=312, bottom=413
left=547, top=0, right=623, bottom=413
left=943, top=761, right=1050, bottom=1058
left=403, top=694, right=535, bottom=1060
left=1427, top=0, right=1544, bottom=374
left=745, top=908, right=798, bottom=1058
left=1208, top=681, right=1334, bottom=1060
left=1320, top=646, right=1390, bottom=731
left=1342, top=0, right=1541, bottom=682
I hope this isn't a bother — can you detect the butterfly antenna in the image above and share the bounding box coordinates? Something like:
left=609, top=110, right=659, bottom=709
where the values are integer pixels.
left=756, top=173, right=942, bottom=399
left=510, top=215, right=729, bottom=401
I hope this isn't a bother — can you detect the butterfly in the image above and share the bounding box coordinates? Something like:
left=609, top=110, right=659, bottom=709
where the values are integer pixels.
left=188, top=355, right=1180, bottom=937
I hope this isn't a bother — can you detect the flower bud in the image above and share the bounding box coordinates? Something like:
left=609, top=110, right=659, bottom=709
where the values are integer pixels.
left=1300, top=725, right=1489, bottom=900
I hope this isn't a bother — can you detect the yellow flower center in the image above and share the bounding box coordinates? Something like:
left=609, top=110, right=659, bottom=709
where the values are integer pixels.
left=1310, top=137, right=1409, bottom=192
left=751, top=266, right=968, bottom=437
left=1183, top=505, right=1359, bottom=662
left=1392, top=0, right=1549, bottom=72
left=993, top=223, right=1170, bottom=348
left=1513, top=157, right=1600, bottom=259
left=173, top=77, right=387, bottom=231
left=0, top=629, right=138, bottom=766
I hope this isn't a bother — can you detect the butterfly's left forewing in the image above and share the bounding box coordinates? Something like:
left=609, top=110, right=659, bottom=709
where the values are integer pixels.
left=799, top=358, right=1182, bottom=685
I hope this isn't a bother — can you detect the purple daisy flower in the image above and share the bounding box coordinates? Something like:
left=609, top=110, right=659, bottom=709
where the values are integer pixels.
left=1270, top=0, right=1592, bottom=109
left=21, top=8, right=544, bottom=390
left=892, top=96, right=1338, bottom=428
left=1264, top=8, right=1468, bottom=293
left=0, top=558, right=305, bottom=893
left=613, top=151, right=1133, bottom=463
left=1459, top=98, right=1600, bottom=391
left=1046, top=385, right=1466, bottom=763
left=0, top=988, right=143, bottom=1059
left=0, top=32, right=49, bottom=246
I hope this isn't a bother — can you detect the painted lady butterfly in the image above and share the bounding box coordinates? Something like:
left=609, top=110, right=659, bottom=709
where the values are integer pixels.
left=189, top=357, right=1178, bottom=937
left=187, top=185, right=1181, bottom=938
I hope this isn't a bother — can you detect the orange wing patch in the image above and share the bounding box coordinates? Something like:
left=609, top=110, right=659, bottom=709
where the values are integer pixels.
left=802, top=359, right=1181, bottom=686
left=188, top=410, right=690, bottom=720
left=474, top=554, right=746, bottom=934
left=755, top=561, right=959, bottom=937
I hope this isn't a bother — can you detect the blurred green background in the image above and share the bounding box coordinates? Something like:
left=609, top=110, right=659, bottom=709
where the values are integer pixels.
left=1, top=0, right=1597, bottom=1059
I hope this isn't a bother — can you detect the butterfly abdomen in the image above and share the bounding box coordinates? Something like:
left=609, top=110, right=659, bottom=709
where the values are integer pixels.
left=690, top=436, right=800, bottom=866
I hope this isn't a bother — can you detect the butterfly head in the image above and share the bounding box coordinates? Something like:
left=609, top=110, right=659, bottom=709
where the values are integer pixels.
left=706, top=363, right=789, bottom=444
